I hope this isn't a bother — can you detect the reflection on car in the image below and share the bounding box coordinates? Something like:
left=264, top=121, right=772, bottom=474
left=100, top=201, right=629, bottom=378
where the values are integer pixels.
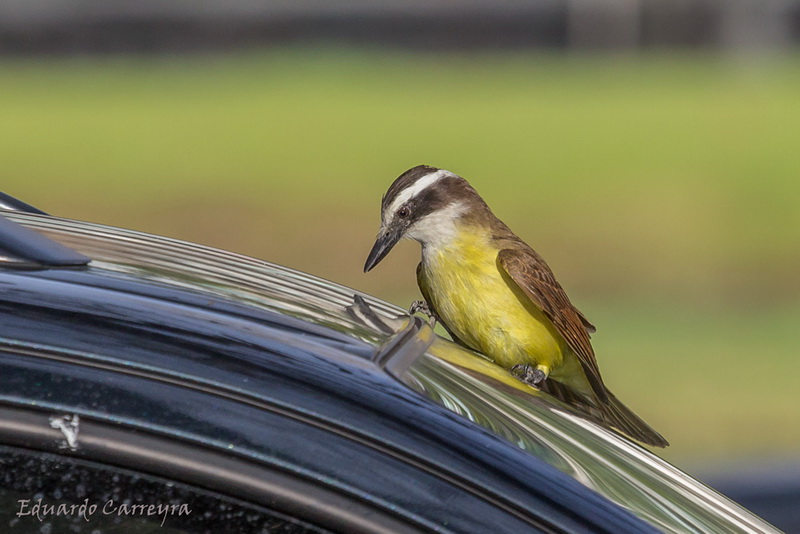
left=0, top=203, right=782, bottom=533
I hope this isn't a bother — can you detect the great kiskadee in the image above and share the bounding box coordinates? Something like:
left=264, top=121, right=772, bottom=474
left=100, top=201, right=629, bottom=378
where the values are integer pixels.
left=364, top=165, right=668, bottom=448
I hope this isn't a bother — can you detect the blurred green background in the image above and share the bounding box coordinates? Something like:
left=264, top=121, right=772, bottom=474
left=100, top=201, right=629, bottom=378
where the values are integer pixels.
left=2, top=48, right=799, bottom=464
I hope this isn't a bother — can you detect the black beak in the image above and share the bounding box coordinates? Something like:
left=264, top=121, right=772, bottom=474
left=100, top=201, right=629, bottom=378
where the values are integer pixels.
left=364, top=226, right=402, bottom=272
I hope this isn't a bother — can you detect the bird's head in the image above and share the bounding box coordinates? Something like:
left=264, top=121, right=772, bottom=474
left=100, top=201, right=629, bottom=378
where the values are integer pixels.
left=364, top=165, right=484, bottom=272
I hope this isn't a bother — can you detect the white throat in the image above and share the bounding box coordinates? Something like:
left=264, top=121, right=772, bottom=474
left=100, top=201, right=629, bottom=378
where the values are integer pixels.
left=405, top=202, right=467, bottom=250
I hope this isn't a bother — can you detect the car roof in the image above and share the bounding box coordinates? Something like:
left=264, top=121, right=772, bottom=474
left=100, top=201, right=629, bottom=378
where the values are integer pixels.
left=0, top=210, right=781, bottom=534
left=0, top=210, right=660, bottom=533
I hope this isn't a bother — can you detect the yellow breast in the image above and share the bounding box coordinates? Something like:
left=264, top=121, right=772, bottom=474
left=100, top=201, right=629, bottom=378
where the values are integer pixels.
left=420, top=232, right=568, bottom=372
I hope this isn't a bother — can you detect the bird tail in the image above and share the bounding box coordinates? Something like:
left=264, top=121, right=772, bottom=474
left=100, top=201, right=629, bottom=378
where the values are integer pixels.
left=539, top=380, right=669, bottom=448
left=600, top=390, right=669, bottom=448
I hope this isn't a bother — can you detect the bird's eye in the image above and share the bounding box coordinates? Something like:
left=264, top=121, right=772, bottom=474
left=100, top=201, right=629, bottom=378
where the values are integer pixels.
left=397, top=206, right=411, bottom=219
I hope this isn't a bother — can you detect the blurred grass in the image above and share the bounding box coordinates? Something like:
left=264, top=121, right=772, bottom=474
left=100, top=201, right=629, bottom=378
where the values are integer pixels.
left=1, top=49, right=799, bottom=462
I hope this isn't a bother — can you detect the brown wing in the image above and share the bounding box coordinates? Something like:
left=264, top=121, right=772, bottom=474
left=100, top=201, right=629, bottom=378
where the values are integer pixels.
left=497, top=248, right=607, bottom=402
left=416, top=262, right=471, bottom=349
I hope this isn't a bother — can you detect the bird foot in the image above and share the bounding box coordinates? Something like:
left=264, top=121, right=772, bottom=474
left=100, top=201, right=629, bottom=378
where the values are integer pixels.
left=511, top=364, right=546, bottom=388
left=409, top=300, right=437, bottom=327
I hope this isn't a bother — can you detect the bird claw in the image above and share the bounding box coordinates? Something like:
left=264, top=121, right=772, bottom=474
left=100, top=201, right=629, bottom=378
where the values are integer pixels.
left=409, top=300, right=437, bottom=327
left=511, top=364, right=546, bottom=388
left=409, top=300, right=429, bottom=315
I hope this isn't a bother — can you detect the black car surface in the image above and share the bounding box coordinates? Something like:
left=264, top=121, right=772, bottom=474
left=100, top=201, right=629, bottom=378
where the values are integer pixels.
left=0, top=203, right=782, bottom=533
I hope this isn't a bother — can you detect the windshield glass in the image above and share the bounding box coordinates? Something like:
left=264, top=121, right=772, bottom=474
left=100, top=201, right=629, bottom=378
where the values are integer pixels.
left=401, top=335, right=778, bottom=534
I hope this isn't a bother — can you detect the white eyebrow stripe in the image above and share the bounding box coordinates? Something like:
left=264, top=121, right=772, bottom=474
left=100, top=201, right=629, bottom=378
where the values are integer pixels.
left=386, top=169, right=451, bottom=221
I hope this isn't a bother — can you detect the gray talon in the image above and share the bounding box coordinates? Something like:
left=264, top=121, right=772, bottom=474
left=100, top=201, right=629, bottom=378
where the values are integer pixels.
left=409, top=300, right=427, bottom=314
left=511, top=364, right=546, bottom=388
left=409, top=300, right=437, bottom=327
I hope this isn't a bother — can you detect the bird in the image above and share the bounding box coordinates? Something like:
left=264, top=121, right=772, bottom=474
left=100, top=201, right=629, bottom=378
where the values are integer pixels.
left=364, top=164, right=668, bottom=448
